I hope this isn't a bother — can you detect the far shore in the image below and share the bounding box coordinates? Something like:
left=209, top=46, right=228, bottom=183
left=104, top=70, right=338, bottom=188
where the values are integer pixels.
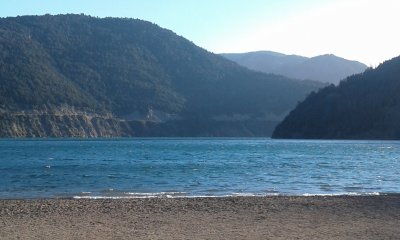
left=1, top=195, right=399, bottom=239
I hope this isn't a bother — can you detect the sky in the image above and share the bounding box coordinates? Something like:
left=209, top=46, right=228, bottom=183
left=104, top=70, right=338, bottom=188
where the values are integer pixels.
left=1, top=0, right=399, bottom=66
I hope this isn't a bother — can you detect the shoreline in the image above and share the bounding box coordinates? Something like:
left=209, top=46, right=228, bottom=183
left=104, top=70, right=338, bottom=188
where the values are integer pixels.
left=0, top=192, right=390, bottom=201
left=1, top=195, right=399, bottom=239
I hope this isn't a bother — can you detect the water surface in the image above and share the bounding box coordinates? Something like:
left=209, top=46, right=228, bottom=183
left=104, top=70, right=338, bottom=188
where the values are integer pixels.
left=1, top=138, right=399, bottom=199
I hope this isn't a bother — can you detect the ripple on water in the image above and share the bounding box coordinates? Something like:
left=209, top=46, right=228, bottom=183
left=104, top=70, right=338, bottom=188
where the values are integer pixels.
left=0, top=138, right=400, bottom=198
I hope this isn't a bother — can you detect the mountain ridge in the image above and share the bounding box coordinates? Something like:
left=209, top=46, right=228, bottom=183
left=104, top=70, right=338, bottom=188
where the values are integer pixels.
left=221, top=51, right=368, bottom=84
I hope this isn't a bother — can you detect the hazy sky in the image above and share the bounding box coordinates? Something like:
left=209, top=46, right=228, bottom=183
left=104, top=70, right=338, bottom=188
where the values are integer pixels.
left=1, top=0, right=399, bottom=66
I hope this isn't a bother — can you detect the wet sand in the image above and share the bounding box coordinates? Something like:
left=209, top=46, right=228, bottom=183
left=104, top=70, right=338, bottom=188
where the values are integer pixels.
left=1, top=195, right=399, bottom=239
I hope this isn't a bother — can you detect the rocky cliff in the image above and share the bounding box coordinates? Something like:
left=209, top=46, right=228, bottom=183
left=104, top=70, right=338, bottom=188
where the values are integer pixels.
left=0, top=112, right=131, bottom=137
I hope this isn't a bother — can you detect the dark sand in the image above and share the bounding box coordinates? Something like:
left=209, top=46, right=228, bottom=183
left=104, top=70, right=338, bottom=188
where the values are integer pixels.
left=1, top=196, right=399, bottom=239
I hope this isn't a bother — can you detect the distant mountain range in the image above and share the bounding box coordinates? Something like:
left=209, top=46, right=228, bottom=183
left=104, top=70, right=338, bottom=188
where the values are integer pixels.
left=221, top=51, right=368, bottom=84
left=0, top=14, right=325, bottom=137
left=272, top=55, right=400, bottom=140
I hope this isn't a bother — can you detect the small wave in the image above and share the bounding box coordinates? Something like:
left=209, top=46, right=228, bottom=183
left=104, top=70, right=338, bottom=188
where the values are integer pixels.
left=302, top=192, right=380, bottom=197
left=107, top=175, right=120, bottom=179
left=74, top=196, right=140, bottom=199
left=73, top=195, right=221, bottom=199
left=73, top=192, right=186, bottom=199
left=72, top=192, right=383, bottom=199
left=125, top=191, right=187, bottom=198
left=231, top=192, right=279, bottom=197
left=72, top=192, right=283, bottom=199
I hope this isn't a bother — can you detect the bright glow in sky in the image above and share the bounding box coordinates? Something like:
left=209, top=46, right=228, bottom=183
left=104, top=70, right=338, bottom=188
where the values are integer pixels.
left=1, top=0, right=399, bottom=66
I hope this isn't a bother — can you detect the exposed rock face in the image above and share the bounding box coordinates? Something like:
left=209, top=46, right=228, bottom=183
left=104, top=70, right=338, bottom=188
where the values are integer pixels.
left=0, top=113, right=133, bottom=137
left=0, top=113, right=279, bottom=138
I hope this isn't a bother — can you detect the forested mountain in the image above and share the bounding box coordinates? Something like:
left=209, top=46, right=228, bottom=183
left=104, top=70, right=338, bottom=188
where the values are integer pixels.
left=0, top=14, right=324, bottom=137
left=272, top=56, right=400, bottom=139
left=221, top=51, right=367, bottom=84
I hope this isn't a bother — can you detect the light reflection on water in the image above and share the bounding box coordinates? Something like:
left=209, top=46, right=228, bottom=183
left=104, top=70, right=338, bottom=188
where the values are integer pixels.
left=0, top=138, right=399, bottom=199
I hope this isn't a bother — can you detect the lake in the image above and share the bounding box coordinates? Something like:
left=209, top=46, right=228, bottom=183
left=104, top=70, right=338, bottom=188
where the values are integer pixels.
left=1, top=138, right=399, bottom=199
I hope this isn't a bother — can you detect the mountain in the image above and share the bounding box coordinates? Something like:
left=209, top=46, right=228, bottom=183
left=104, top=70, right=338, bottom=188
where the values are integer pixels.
left=272, top=56, right=400, bottom=139
left=221, top=51, right=368, bottom=84
left=0, top=14, right=325, bottom=137
left=220, top=51, right=307, bottom=75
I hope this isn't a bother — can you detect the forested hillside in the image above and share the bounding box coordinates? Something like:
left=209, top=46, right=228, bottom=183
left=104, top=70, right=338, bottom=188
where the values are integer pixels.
left=0, top=14, right=324, bottom=137
left=272, top=56, right=400, bottom=139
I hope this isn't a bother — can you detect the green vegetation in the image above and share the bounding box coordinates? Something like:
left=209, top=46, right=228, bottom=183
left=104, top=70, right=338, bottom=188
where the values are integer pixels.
left=0, top=14, right=324, bottom=137
left=272, top=56, right=400, bottom=139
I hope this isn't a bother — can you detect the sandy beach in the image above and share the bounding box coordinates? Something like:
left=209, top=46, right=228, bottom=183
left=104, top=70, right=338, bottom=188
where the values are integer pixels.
left=1, top=195, right=399, bottom=239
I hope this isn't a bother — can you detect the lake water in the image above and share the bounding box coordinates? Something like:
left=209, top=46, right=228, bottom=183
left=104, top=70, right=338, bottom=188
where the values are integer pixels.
left=1, top=138, right=399, bottom=199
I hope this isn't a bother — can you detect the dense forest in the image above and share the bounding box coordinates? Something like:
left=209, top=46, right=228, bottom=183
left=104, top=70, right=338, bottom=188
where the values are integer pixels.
left=0, top=14, right=324, bottom=137
left=272, top=56, right=400, bottom=139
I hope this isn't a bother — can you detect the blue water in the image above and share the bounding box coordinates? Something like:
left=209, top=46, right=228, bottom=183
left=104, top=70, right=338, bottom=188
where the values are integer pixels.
left=0, top=138, right=399, bottom=199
